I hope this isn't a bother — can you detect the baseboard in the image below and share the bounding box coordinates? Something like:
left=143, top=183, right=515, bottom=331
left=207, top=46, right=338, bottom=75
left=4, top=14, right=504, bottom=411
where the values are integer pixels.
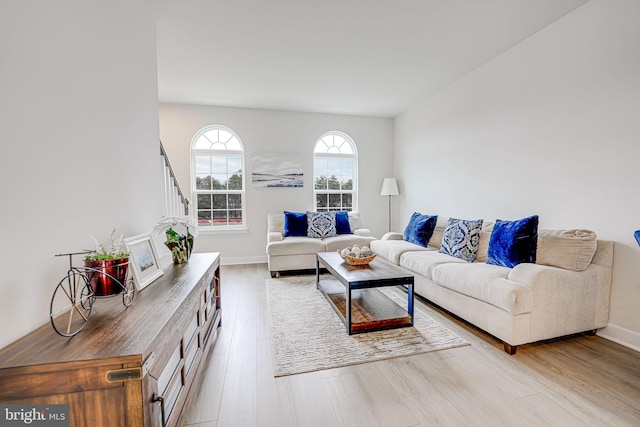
left=221, top=255, right=267, bottom=265
left=598, top=323, right=640, bottom=353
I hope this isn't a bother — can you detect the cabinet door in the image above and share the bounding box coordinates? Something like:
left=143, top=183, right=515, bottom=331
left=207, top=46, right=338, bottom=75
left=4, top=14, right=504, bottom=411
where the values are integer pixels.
left=0, top=360, right=144, bottom=427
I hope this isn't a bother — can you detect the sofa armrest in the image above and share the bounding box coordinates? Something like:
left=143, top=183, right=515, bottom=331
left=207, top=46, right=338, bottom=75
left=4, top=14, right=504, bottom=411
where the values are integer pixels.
left=353, top=228, right=373, bottom=237
left=507, top=262, right=612, bottom=337
left=381, top=232, right=403, bottom=241
left=508, top=263, right=602, bottom=291
left=267, top=231, right=284, bottom=244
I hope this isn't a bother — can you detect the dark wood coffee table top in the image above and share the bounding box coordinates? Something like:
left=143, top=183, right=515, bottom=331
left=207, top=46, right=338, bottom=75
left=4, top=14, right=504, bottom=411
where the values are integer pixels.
left=317, top=251, right=414, bottom=289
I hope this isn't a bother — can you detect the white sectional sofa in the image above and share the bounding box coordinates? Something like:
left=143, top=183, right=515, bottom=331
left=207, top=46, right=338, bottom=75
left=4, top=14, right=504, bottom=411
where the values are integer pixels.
left=371, top=216, right=614, bottom=354
left=266, top=211, right=376, bottom=277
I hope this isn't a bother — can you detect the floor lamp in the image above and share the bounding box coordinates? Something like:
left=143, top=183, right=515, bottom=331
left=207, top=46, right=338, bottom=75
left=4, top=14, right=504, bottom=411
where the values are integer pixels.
left=380, top=178, right=399, bottom=232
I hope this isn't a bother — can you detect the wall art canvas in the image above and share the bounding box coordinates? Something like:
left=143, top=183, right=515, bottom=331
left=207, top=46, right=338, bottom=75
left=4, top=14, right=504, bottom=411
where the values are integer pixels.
left=252, top=152, right=303, bottom=187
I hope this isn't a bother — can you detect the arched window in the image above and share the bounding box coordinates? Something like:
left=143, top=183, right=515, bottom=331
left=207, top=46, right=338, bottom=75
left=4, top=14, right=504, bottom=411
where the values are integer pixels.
left=313, top=131, right=357, bottom=212
left=191, top=126, right=245, bottom=229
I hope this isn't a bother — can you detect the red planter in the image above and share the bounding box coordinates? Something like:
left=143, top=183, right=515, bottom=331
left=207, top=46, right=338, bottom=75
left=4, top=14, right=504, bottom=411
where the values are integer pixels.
left=84, top=258, right=129, bottom=296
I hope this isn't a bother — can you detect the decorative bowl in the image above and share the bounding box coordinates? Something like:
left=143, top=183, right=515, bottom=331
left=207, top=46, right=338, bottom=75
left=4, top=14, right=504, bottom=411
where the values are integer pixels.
left=338, top=251, right=377, bottom=266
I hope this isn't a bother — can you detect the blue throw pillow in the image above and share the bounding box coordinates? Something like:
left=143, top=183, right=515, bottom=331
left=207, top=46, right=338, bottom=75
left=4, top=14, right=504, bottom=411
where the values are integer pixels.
left=335, top=211, right=352, bottom=234
left=306, top=211, right=337, bottom=238
left=487, top=215, right=539, bottom=268
left=283, top=211, right=307, bottom=237
left=439, top=218, right=483, bottom=262
left=403, top=212, right=438, bottom=247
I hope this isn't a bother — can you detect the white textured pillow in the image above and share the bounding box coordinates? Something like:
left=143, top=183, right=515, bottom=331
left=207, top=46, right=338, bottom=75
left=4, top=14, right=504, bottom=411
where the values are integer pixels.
left=267, top=212, right=285, bottom=233
left=348, top=211, right=362, bottom=231
left=536, top=229, right=597, bottom=271
left=428, top=216, right=449, bottom=249
left=475, top=221, right=494, bottom=263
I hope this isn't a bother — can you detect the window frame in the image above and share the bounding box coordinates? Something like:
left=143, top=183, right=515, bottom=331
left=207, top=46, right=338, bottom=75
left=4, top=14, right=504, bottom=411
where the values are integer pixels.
left=190, top=125, right=247, bottom=232
left=313, top=131, right=358, bottom=212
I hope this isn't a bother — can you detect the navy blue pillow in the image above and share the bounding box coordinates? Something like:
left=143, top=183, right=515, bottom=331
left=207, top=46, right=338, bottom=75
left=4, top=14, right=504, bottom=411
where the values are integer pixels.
left=283, top=211, right=307, bottom=237
left=403, top=212, right=438, bottom=247
left=335, top=211, right=352, bottom=235
left=487, top=215, right=539, bottom=268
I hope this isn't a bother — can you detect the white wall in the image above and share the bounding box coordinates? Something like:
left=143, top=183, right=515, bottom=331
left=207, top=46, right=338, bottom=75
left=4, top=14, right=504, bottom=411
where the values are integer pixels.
left=394, top=0, right=640, bottom=350
left=159, top=103, right=394, bottom=263
left=0, top=1, right=161, bottom=348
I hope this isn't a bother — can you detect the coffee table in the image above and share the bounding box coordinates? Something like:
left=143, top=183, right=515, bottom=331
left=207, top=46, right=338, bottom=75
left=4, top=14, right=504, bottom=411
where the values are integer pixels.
left=316, top=251, right=415, bottom=334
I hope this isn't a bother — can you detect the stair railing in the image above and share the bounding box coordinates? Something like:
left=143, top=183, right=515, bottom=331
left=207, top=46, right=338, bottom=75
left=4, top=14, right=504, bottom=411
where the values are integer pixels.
left=160, top=140, right=190, bottom=217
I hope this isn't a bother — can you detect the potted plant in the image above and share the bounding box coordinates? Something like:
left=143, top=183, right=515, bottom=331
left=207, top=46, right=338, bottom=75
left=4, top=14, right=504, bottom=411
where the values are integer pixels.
left=84, top=229, right=130, bottom=296
left=153, top=216, right=199, bottom=264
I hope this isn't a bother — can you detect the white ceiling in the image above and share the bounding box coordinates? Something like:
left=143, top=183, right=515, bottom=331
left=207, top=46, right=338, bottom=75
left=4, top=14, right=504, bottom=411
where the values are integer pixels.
left=153, top=0, right=588, bottom=118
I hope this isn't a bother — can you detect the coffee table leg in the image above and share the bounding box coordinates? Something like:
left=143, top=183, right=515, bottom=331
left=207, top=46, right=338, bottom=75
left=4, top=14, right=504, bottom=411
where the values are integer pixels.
left=346, top=286, right=352, bottom=334
left=407, top=282, right=414, bottom=326
left=316, top=257, right=320, bottom=289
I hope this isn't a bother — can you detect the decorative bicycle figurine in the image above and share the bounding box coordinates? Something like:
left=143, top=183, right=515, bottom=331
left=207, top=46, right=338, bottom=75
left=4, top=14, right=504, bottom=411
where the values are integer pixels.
left=50, top=251, right=135, bottom=337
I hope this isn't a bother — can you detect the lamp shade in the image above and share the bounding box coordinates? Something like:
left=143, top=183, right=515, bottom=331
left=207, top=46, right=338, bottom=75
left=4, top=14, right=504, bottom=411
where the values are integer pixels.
left=380, top=178, right=399, bottom=196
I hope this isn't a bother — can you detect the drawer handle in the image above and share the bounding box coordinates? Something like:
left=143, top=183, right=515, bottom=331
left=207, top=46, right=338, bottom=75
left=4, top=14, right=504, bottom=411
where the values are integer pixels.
left=153, top=394, right=166, bottom=427
left=106, top=367, right=142, bottom=383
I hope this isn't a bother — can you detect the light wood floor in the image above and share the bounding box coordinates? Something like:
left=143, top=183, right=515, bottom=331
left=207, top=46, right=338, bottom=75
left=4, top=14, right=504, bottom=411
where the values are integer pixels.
left=184, top=263, right=640, bottom=427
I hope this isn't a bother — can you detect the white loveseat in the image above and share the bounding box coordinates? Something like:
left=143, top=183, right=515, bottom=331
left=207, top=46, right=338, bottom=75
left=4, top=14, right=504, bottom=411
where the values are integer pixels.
left=266, top=212, right=376, bottom=277
left=371, top=217, right=613, bottom=354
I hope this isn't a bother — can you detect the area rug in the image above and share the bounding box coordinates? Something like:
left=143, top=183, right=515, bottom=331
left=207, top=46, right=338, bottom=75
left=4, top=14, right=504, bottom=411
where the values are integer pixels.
left=266, top=275, right=469, bottom=377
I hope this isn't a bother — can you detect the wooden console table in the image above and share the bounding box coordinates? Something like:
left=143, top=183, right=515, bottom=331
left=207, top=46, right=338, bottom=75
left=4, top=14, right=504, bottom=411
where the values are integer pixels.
left=0, top=252, right=222, bottom=427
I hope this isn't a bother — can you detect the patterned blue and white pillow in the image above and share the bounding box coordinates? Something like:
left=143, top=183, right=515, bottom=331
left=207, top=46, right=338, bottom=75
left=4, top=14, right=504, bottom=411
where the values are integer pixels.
left=306, top=211, right=337, bottom=238
left=439, top=218, right=483, bottom=262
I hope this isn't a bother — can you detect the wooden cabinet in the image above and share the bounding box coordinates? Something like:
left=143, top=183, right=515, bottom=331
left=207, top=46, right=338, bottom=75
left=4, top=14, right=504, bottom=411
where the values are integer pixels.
left=0, top=252, right=222, bottom=427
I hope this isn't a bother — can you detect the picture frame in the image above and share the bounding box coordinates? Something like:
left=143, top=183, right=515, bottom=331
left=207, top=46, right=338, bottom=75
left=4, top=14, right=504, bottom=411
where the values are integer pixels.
left=124, top=232, right=164, bottom=291
left=251, top=152, right=303, bottom=187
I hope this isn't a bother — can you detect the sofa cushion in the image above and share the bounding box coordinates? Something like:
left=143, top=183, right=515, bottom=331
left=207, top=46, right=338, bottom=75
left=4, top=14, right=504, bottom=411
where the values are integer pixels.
left=439, top=218, right=483, bottom=262
left=487, top=215, right=538, bottom=268
left=284, top=211, right=307, bottom=237
left=475, top=222, right=494, bottom=263
left=481, top=278, right=534, bottom=315
left=536, top=229, right=597, bottom=271
left=432, top=263, right=531, bottom=314
left=267, top=236, right=326, bottom=256
left=348, top=211, right=363, bottom=230
left=428, top=216, right=449, bottom=249
left=403, top=212, right=437, bottom=247
left=370, top=239, right=430, bottom=265
left=400, top=250, right=467, bottom=279
left=335, top=211, right=352, bottom=234
left=306, top=211, right=337, bottom=238
left=268, top=213, right=284, bottom=233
